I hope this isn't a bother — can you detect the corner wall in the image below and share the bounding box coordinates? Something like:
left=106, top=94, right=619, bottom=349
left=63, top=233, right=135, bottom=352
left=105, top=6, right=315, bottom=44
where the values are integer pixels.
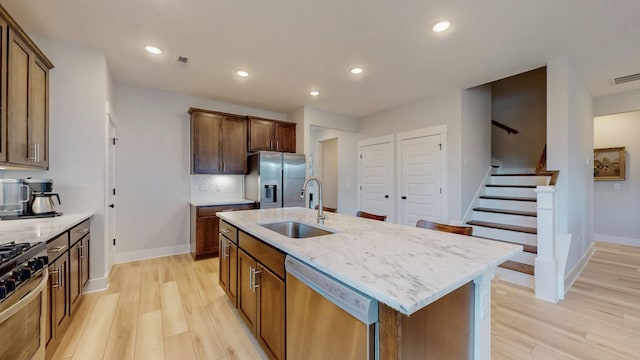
left=546, top=57, right=594, bottom=278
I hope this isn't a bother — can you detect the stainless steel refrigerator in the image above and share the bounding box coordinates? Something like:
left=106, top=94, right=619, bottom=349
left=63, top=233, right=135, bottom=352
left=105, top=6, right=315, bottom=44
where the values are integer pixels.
left=245, top=151, right=306, bottom=208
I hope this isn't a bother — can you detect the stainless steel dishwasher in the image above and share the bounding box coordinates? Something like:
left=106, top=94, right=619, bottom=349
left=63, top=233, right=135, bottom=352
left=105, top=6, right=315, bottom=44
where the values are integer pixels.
left=285, top=256, right=378, bottom=360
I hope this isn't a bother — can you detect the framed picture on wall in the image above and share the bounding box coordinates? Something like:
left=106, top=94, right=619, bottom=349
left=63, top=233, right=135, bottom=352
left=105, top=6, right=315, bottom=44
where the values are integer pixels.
left=594, top=147, right=626, bottom=181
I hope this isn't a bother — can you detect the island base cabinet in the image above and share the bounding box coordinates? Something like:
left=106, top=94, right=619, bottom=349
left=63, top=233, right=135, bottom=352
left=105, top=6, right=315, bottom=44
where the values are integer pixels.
left=256, top=263, right=285, bottom=360
left=218, top=235, right=238, bottom=306
left=236, top=248, right=285, bottom=360
left=237, top=249, right=257, bottom=333
left=378, top=282, right=473, bottom=360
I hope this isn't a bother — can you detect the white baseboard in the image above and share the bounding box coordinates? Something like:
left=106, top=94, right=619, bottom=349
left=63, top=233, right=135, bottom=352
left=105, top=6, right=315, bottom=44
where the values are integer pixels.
left=496, top=267, right=534, bottom=288
left=564, top=243, right=595, bottom=294
left=594, top=233, right=640, bottom=247
left=83, top=274, right=109, bottom=294
left=115, top=244, right=190, bottom=264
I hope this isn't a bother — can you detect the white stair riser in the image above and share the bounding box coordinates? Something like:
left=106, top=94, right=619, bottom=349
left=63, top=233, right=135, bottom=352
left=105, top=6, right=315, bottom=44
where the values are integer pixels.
left=472, top=211, right=537, bottom=228
left=510, top=250, right=536, bottom=265
left=484, top=187, right=537, bottom=197
left=472, top=226, right=537, bottom=246
left=496, top=267, right=534, bottom=288
left=489, top=176, right=547, bottom=186
left=478, top=198, right=537, bottom=212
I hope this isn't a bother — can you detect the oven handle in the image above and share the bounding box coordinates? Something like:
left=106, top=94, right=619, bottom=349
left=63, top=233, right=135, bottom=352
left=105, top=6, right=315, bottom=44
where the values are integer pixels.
left=0, top=268, right=48, bottom=323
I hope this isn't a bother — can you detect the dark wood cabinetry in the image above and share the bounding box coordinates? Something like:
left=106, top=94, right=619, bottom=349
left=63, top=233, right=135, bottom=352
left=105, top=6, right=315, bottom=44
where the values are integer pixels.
left=0, top=4, right=53, bottom=169
left=248, top=117, right=296, bottom=153
left=45, top=218, right=91, bottom=357
left=190, top=203, right=254, bottom=260
left=189, top=108, right=247, bottom=174
left=225, top=226, right=286, bottom=360
left=219, top=220, right=239, bottom=305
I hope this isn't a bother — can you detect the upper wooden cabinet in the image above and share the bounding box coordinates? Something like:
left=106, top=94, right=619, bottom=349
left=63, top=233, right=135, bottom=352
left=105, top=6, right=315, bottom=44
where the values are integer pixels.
left=248, top=117, right=296, bottom=153
left=189, top=107, right=248, bottom=174
left=0, top=4, right=53, bottom=169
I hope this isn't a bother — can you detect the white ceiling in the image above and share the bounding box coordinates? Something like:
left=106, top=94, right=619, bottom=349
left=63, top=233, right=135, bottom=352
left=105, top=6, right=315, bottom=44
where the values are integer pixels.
left=3, top=0, right=640, bottom=117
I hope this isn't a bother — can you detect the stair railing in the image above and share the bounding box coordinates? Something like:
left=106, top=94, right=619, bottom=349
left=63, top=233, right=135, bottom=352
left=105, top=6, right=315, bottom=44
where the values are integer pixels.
left=491, top=120, right=519, bottom=135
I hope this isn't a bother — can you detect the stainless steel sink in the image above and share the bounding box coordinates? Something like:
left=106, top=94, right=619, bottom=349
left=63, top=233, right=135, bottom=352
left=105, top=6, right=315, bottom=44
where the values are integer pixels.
left=260, top=221, right=334, bottom=238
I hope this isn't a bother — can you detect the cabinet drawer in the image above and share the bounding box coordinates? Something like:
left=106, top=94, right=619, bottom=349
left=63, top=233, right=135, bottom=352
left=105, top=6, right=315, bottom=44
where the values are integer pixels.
left=70, top=219, right=90, bottom=245
left=238, top=231, right=285, bottom=279
left=47, top=232, right=68, bottom=262
left=197, top=203, right=255, bottom=217
left=219, top=220, right=238, bottom=244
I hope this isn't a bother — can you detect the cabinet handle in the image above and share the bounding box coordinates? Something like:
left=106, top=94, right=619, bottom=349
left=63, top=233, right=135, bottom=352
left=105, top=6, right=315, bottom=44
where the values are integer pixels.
left=249, top=266, right=254, bottom=291
left=79, top=245, right=84, bottom=259
left=224, top=243, right=230, bottom=259
left=50, top=269, right=60, bottom=288
left=36, top=143, right=40, bottom=163
left=221, top=228, right=230, bottom=234
left=59, top=265, right=63, bottom=288
left=28, top=144, right=36, bottom=161
left=253, top=269, right=261, bottom=290
left=51, top=245, right=66, bottom=253
left=219, top=238, right=224, bottom=258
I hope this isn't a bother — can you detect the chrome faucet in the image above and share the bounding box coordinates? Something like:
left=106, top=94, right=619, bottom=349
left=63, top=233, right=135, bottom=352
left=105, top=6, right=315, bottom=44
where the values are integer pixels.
left=300, top=177, right=326, bottom=224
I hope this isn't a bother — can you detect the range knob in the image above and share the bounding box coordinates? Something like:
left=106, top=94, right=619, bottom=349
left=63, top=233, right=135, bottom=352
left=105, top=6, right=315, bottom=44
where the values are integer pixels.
left=28, top=259, right=44, bottom=271
left=38, top=256, right=49, bottom=266
left=2, top=279, right=15, bottom=292
left=0, top=284, right=6, bottom=300
left=14, top=267, right=31, bottom=281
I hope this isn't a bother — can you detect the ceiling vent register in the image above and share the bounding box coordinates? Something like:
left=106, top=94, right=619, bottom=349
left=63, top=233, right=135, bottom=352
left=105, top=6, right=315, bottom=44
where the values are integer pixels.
left=612, top=73, right=640, bottom=85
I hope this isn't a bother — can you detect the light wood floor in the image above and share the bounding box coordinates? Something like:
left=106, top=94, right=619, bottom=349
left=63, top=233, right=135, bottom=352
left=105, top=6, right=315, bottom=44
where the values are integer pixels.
left=52, top=242, right=640, bottom=359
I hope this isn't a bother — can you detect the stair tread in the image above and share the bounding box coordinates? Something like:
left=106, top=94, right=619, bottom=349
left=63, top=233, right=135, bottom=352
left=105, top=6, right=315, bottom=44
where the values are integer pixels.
left=499, top=260, right=535, bottom=276
left=473, top=207, right=537, bottom=217
left=491, top=173, right=538, bottom=177
left=485, top=184, right=536, bottom=189
left=467, top=220, right=537, bottom=234
left=479, top=195, right=537, bottom=202
left=474, top=236, right=538, bottom=253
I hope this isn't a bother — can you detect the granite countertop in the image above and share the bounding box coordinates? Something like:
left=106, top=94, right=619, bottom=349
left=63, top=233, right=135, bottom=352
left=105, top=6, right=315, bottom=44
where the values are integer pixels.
left=218, top=207, right=521, bottom=315
left=189, top=199, right=255, bottom=207
left=0, top=212, right=95, bottom=245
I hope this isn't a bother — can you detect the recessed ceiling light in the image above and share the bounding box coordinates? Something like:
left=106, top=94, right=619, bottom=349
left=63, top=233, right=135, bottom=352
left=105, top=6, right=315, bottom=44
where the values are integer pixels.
left=236, top=70, right=249, bottom=77
left=309, top=90, right=320, bottom=96
left=144, top=45, right=163, bottom=55
left=432, top=21, right=451, bottom=33
left=350, top=67, right=364, bottom=75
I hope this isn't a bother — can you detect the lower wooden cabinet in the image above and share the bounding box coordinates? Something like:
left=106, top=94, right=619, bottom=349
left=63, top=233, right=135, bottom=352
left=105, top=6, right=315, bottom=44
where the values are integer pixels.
left=70, top=234, right=90, bottom=313
left=46, top=253, right=68, bottom=347
left=221, top=224, right=286, bottom=360
left=190, top=203, right=254, bottom=260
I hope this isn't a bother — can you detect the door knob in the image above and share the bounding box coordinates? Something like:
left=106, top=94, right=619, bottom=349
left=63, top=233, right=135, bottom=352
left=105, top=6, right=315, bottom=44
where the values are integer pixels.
left=401, top=196, right=407, bottom=200
left=384, top=195, right=389, bottom=198
left=109, top=204, right=115, bottom=208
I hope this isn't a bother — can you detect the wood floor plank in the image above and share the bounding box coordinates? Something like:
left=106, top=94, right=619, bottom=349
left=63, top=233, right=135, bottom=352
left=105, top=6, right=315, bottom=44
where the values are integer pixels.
left=71, top=293, right=119, bottom=359
left=161, top=281, right=189, bottom=337
left=50, top=292, right=99, bottom=360
left=164, top=332, right=197, bottom=360
left=135, top=310, right=165, bottom=360
left=207, top=298, right=264, bottom=360
left=182, top=292, right=227, bottom=360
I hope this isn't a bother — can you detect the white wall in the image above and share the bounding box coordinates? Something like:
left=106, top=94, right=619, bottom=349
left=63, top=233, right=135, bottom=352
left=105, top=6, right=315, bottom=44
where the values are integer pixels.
left=359, top=89, right=465, bottom=222
left=461, top=85, right=492, bottom=220
left=593, top=111, right=640, bottom=245
left=300, top=108, right=360, bottom=216
left=593, top=89, right=640, bottom=117
left=546, top=57, right=594, bottom=277
left=491, top=68, right=547, bottom=170
left=113, top=83, right=287, bottom=261
left=3, top=37, right=111, bottom=289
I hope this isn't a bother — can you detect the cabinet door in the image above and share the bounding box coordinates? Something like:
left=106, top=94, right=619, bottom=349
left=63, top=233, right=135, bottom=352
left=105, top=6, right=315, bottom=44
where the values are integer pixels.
left=227, top=241, right=238, bottom=306
left=218, top=235, right=229, bottom=292
left=248, top=118, right=275, bottom=151
left=7, top=30, right=31, bottom=166
left=69, top=241, right=81, bottom=311
left=29, top=57, right=49, bottom=168
left=80, top=235, right=90, bottom=288
left=49, top=255, right=69, bottom=332
left=192, top=111, right=222, bottom=173
left=0, top=18, right=7, bottom=162
left=275, top=122, right=296, bottom=153
left=256, top=264, right=285, bottom=360
left=221, top=117, right=247, bottom=174
left=237, top=249, right=257, bottom=335
left=46, top=265, right=55, bottom=346
left=195, top=216, right=219, bottom=258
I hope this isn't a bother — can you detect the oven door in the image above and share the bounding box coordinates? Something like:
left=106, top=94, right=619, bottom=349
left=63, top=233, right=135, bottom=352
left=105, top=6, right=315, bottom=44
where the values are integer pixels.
left=0, top=269, right=48, bottom=360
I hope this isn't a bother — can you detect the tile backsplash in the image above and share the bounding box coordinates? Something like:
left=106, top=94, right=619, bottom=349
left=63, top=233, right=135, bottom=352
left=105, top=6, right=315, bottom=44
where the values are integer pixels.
left=190, top=175, right=244, bottom=203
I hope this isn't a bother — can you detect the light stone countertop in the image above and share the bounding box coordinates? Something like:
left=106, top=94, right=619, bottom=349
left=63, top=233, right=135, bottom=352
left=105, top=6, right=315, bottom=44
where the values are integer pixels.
left=189, top=199, right=255, bottom=207
left=0, top=212, right=94, bottom=245
left=218, top=207, right=521, bottom=315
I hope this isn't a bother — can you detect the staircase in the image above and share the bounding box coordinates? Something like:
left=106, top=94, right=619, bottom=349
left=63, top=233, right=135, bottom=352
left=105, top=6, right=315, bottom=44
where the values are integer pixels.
left=467, top=173, right=549, bottom=287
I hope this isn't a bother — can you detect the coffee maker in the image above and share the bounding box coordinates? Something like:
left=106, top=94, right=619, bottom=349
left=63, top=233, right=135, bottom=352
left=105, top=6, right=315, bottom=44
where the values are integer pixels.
left=23, top=179, right=62, bottom=217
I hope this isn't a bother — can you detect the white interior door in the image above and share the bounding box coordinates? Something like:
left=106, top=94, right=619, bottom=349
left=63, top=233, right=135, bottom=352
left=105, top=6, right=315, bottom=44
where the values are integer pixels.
left=320, top=138, right=338, bottom=209
left=398, top=133, right=443, bottom=226
left=358, top=136, right=394, bottom=221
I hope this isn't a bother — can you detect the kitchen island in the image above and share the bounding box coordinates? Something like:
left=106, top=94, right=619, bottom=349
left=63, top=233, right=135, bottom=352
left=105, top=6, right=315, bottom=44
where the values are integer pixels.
left=218, top=207, right=521, bottom=359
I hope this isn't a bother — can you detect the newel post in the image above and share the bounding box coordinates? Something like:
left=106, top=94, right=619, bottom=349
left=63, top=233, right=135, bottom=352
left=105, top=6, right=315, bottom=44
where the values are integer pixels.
left=534, top=185, right=559, bottom=302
